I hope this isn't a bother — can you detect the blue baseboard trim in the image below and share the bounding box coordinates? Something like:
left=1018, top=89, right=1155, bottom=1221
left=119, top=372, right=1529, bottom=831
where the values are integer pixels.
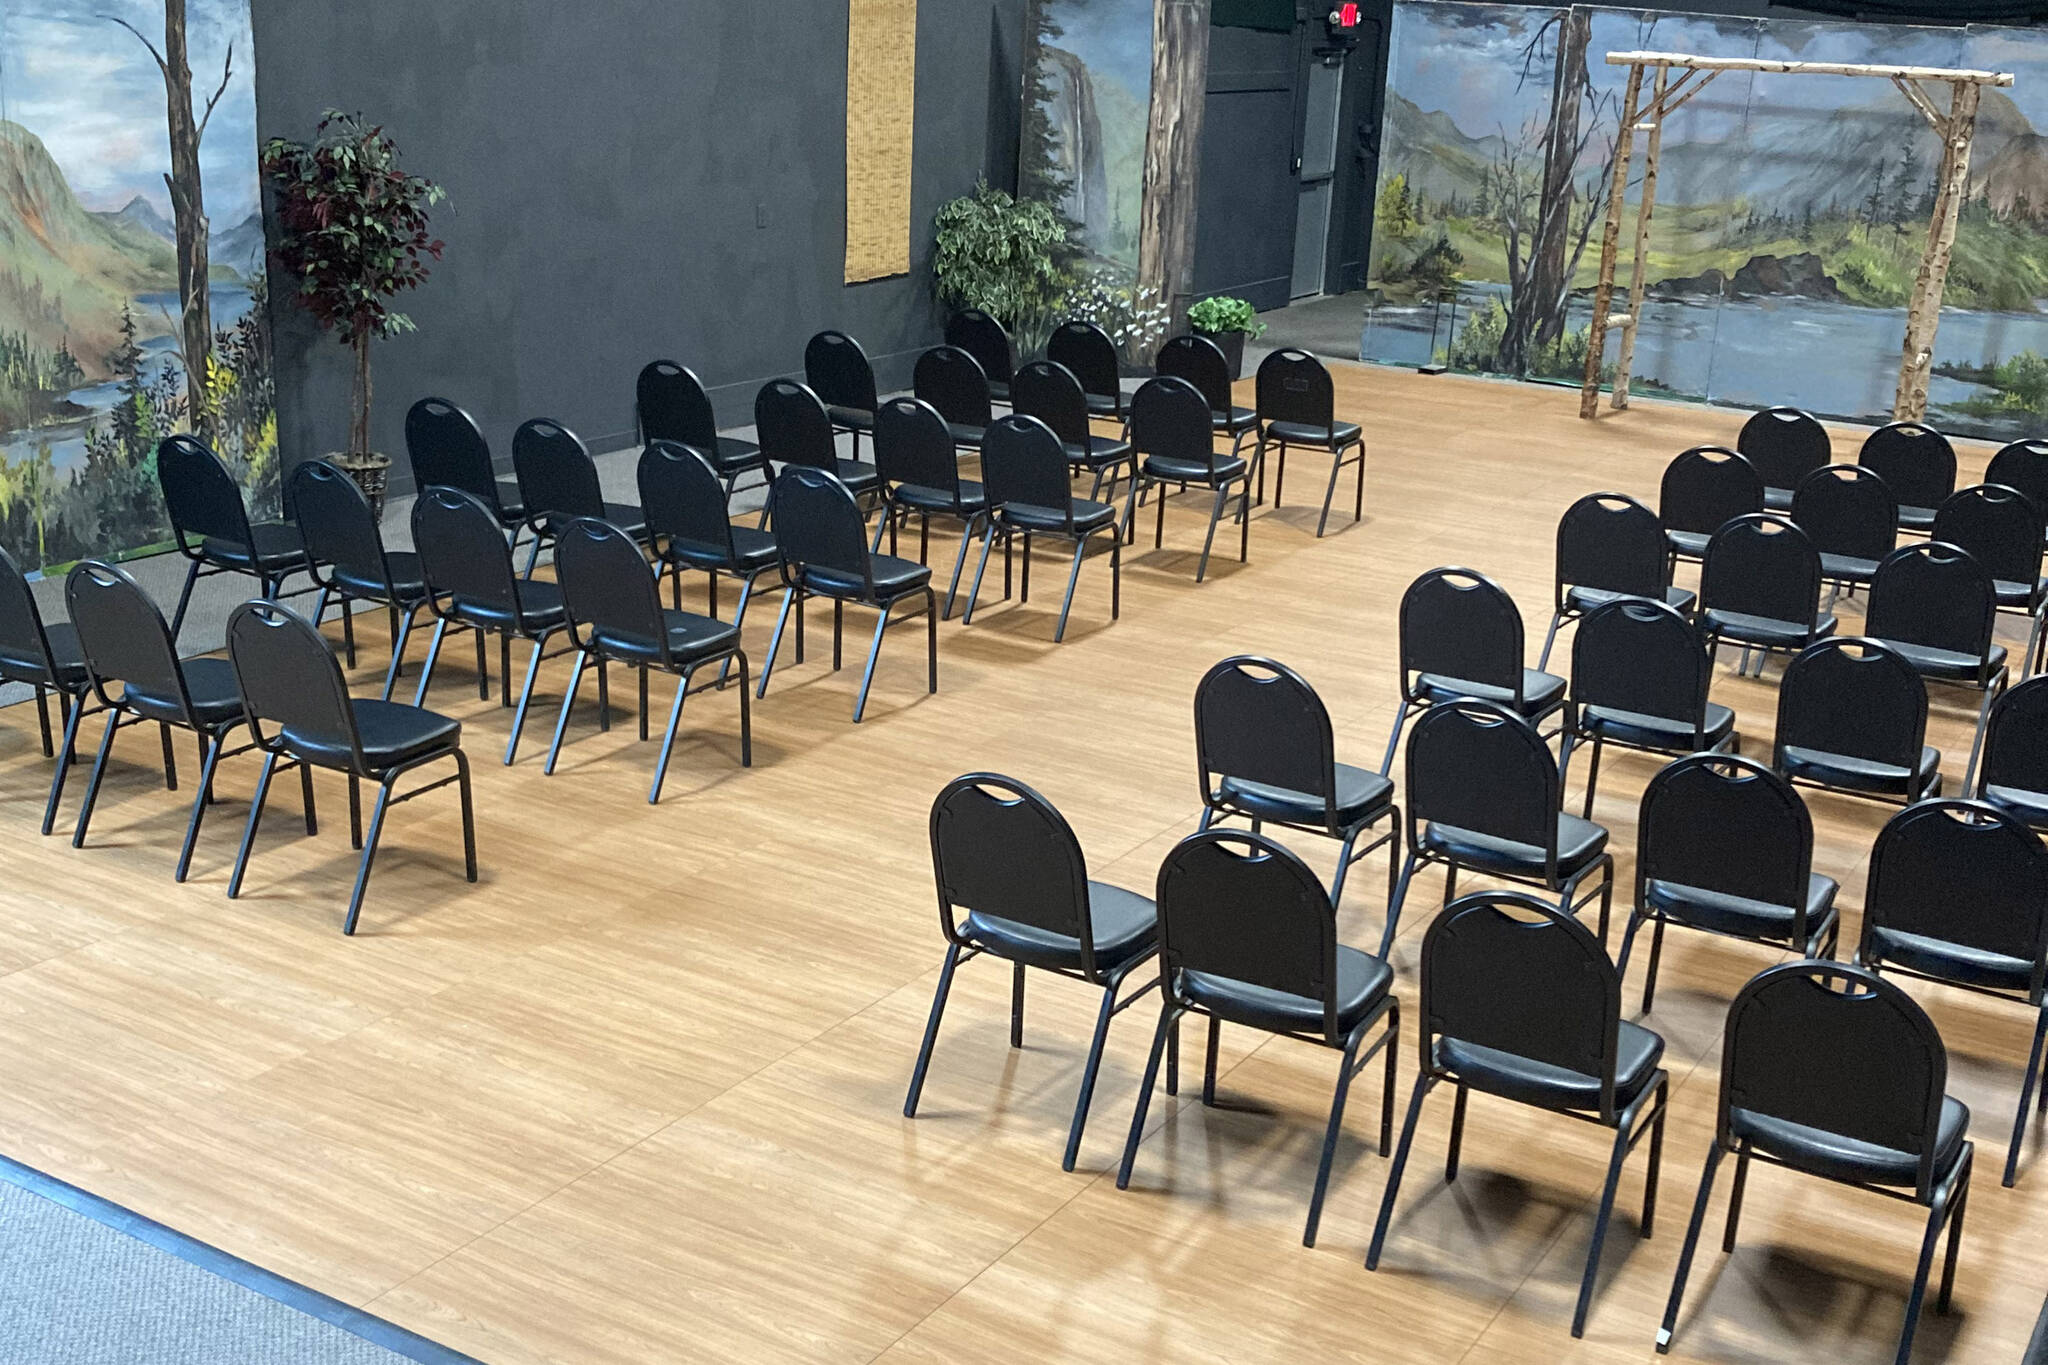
left=0, top=1151, right=488, bottom=1365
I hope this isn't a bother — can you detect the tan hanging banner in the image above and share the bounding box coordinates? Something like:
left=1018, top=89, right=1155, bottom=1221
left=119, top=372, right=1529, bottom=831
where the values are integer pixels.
left=845, top=0, right=918, bottom=283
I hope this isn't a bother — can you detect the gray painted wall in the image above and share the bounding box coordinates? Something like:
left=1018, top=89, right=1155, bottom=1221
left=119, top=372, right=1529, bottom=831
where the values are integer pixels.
left=251, top=0, right=1025, bottom=495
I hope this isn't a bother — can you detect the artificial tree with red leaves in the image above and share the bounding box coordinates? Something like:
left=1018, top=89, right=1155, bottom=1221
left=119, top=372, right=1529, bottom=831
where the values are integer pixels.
left=262, top=111, right=444, bottom=484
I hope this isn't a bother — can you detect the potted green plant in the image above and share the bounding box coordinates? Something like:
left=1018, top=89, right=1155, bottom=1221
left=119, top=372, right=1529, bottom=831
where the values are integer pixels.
left=1186, top=295, right=1266, bottom=380
left=262, top=111, right=444, bottom=518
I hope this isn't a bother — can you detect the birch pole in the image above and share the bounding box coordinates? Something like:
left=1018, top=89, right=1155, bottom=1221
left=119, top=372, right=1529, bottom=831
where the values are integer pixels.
left=1612, top=66, right=1669, bottom=410
left=1579, top=62, right=1643, bottom=419
left=1894, top=81, right=1980, bottom=423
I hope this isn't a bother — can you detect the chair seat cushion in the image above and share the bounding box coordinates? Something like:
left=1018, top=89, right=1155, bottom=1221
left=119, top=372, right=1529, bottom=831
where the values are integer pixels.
left=1215, top=761, right=1393, bottom=832
left=494, top=479, right=526, bottom=524
left=1139, top=453, right=1248, bottom=486
left=1565, top=583, right=1697, bottom=617
left=1984, top=783, right=2048, bottom=830
left=1865, top=925, right=2037, bottom=993
left=1819, top=552, right=1880, bottom=584
left=1212, top=406, right=1260, bottom=436
left=1993, top=577, right=2047, bottom=610
left=1413, top=668, right=1566, bottom=718
left=944, top=424, right=987, bottom=450
left=0, top=621, right=88, bottom=689
left=283, top=698, right=460, bottom=771
left=454, top=579, right=566, bottom=634
left=1898, top=505, right=1937, bottom=533
left=203, top=521, right=307, bottom=575
left=1643, top=871, right=1839, bottom=947
left=894, top=480, right=986, bottom=516
left=334, top=550, right=429, bottom=605
left=1666, top=528, right=1711, bottom=559
left=1434, top=1019, right=1664, bottom=1112
left=827, top=460, right=881, bottom=493
left=1083, top=392, right=1124, bottom=419
left=826, top=405, right=876, bottom=433
left=1763, top=486, right=1794, bottom=513
left=553, top=502, right=649, bottom=541
left=1420, top=812, right=1609, bottom=882
left=801, top=553, right=932, bottom=601
left=1267, top=419, right=1362, bottom=448
left=1872, top=638, right=2007, bottom=683
left=1181, top=944, right=1392, bottom=1037
left=1731, top=1095, right=1969, bottom=1187
left=988, top=380, right=1012, bottom=405
left=663, top=525, right=780, bottom=574
left=1780, top=743, right=1941, bottom=797
left=123, top=656, right=242, bottom=729
left=712, top=437, right=767, bottom=474
left=962, top=880, right=1156, bottom=974
left=594, top=608, right=740, bottom=667
left=1579, top=701, right=1735, bottom=754
left=998, top=498, right=1117, bottom=534
left=1702, top=608, right=1837, bottom=648
left=1065, top=436, right=1133, bottom=469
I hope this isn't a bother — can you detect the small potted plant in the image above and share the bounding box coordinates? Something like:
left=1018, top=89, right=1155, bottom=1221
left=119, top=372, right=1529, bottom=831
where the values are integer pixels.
left=1186, top=295, right=1266, bottom=380
left=263, top=111, right=444, bottom=518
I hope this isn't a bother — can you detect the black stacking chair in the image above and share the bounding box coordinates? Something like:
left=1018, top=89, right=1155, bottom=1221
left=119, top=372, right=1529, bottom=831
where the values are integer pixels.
left=905, top=773, right=1160, bottom=1170
left=754, top=379, right=881, bottom=505
left=1156, top=334, right=1261, bottom=459
left=1009, top=359, right=1134, bottom=500
left=1860, top=421, right=1957, bottom=535
left=1559, top=599, right=1735, bottom=818
left=965, top=415, right=1120, bottom=642
left=1618, top=754, right=1838, bottom=1013
left=0, top=546, right=92, bottom=834
left=1254, top=348, right=1365, bottom=537
left=1934, top=484, right=2046, bottom=678
left=1865, top=541, right=2008, bottom=791
left=291, top=459, right=431, bottom=700
left=1658, top=961, right=1973, bottom=1365
left=1988, top=439, right=2048, bottom=541
left=1737, top=405, right=1831, bottom=512
left=944, top=308, right=1015, bottom=403
left=1659, top=445, right=1763, bottom=565
left=805, top=329, right=880, bottom=460
left=65, top=561, right=252, bottom=882
left=1047, top=319, right=1125, bottom=421
left=635, top=360, right=771, bottom=498
left=1193, top=656, right=1400, bottom=909
left=1380, top=567, right=1565, bottom=776
left=223, top=600, right=474, bottom=935
left=1368, top=891, right=1667, bottom=1339
left=1388, top=700, right=1615, bottom=956
left=403, top=397, right=525, bottom=535
left=545, top=518, right=750, bottom=802
left=756, top=465, right=937, bottom=723
left=410, top=486, right=571, bottom=765
left=1979, top=675, right=2048, bottom=830
left=1697, top=514, right=1838, bottom=677
left=1541, top=492, right=1697, bottom=669
left=638, top=441, right=778, bottom=653
left=1121, top=376, right=1253, bottom=584
left=1859, top=799, right=2048, bottom=1188
left=911, top=346, right=993, bottom=452
left=1792, top=463, right=1898, bottom=598
left=510, top=418, right=648, bottom=575
left=868, top=398, right=987, bottom=618
left=157, top=434, right=309, bottom=642
left=1774, top=637, right=1941, bottom=805
left=1116, top=830, right=1400, bottom=1247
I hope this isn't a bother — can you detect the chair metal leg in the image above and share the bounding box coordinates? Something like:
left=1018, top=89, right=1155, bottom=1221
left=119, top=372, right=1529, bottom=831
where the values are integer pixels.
left=173, top=732, right=225, bottom=883
left=2006, top=1008, right=2048, bottom=1187
left=1539, top=613, right=1565, bottom=671
left=1328, top=826, right=1363, bottom=908
left=902, top=942, right=962, bottom=1118
left=1380, top=851, right=1421, bottom=961
left=474, top=626, right=490, bottom=701
left=1054, top=537, right=1088, bottom=642
left=500, top=632, right=513, bottom=708
left=505, top=637, right=548, bottom=765
left=1938, top=1172, right=1967, bottom=1315
left=297, top=757, right=318, bottom=835
left=348, top=774, right=362, bottom=849
left=1572, top=1085, right=1656, bottom=1338
left=1656, top=1142, right=1727, bottom=1354
left=225, top=751, right=280, bottom=899
left=1445, top=1082, right=1469, bottom=1181
left=1304, top=1023, right=1371, bottom=1247
left=1201, top=1015, right=1221, bottom=1105
left=638, top=666, right=651, bottom=742
left=1238, top=476, right=1252, bottom=563
left=1194, top=488, right=1228, bottom=583
left=311, top=586, right=332, bottom=628
left=1315, top=445, right=1346, bottom=538
left=942, top=517, right=978, bottom=620
left=1379, top=700, right=1412, bottom=777
left=1722, top=1145, right=1751, bottom=1251
left=925, top=590, right=939, bottom=695
left=169, top=559, right=200, bottom=643
left=39, top=695, right=87, bottom=836
left=852, top=600, right=894, bottom=723
left=159, top=722, right=177, bottom=791
left=1896, top=1174, right=1960, bottom=1365
left=1274, top=442, right=1288, bottom=507
left=1155, top=474, right=1168, bottom=548
left=455, top=750, right=478, bottom=883
left=963, top=522, right=999, bottom=625
left=343, top=778, right=396, bottom=935
left=1009, top=961, right=1026, bottom=1048
left=71, top=710, right=122, bottom=848
left=381, top=607, right=418, bottom=702
left=31, top=685, right=52, bottom=758
left=1063, top=982, right=1122, bottom=1172
left=412, top=617, right=450, bottom=707
left=1964, top=678, right=2001, bottom=795
left=1582, top=736, right=1605, bottom=821
left=1366, top=1072, right=1437, bottom=1269
left=649, top=673, right=691, bottom=804
left=757, top=588, right=798, bottom=698
left=1115, top=1003, right=1184, bottom=1190
left=340, top=598, right=358, bottom=667
left=544, top=650, right=591, bottom=775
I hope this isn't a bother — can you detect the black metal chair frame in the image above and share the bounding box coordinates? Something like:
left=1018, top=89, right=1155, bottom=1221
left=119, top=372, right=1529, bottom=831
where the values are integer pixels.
left=1977, top=675, right=2048, bottom=833
left=963, top=415, right=1122, bottom=643
left=0, top=546, right=93, bottom=835
left=1737, top=405, right=1832, bottom=511
left=866, top=397, right=989, bottom=621
left=1155, top=333, right=1261, bottom=461
left=292, top=459, right=430, bottom=702
left=1865, top=541, right=2010, bottom=793
left=1658, top=445, right=1762, bottom=566
left=1697, top=514, right=1837, bottom=680
left=1046, top=319, right=1127, bottom=423
left=1934, top=483, right=2047, bottom=679
left=1791, top=462, right=1899, bottom=604
left=1772, top=636, right=1942, bottom=808
left=511, top=418, right=649, bottom=577
left=1009, top=358, right=1137, bottom=503
left=638, top=440, right=776, bottom=686
left=945, top=309, right=1015, bottom=403
left=1860, top=420, right=1957, bottom=535
left=158, top=434, right=312, bottom=642
left=1253, top=348, right=1364, bottom=538
left=805, top=329, right=881, bottom=461
left=403, top=396, right=528, bottom=544
left=912, top=345, right=995, bottom=453
left=1540, top=491, right=1694, bottom=671
left=635, top=359, right=772, bottom=502
left=1119, top=375, right=1253, bottom=584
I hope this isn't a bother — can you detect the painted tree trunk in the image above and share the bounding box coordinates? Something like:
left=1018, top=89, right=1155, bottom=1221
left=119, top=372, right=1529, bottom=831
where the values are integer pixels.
left=1579, top=64, right=1643, bottom=420
left=160, top=0, right=214, bottom=439
left=1894, top=82, right=1980, bottom=423
left=1509, top=7, right=1590, bottom=367
left=1137, top=0, right=1211, bottom=325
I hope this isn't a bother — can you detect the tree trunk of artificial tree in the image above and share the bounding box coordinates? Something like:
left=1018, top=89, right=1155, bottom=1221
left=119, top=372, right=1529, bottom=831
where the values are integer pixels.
left=1524, top=8, right=1590, bottom=355
left=160, top=0, right=214, bottom=440
left=1137, top=0, right=1211, bottom=328
left=351, top=331, right=374, bottom=460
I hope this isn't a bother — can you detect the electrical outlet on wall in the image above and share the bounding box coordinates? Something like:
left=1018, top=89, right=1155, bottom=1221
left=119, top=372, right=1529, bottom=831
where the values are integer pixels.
left=755, top=202, right=768, bottom=229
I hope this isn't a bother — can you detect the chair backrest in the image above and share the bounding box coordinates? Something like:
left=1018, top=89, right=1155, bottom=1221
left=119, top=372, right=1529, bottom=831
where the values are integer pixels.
left=225, top=600, right=361, bottom=767
left=1254, top=348, right=1335, bottom=432
left=1046, top=319, right=1120, bottom=403
left=636, top=360, right=719, bottom=449
left=912, top=346, right=992, bottom=431
left=804, top=330, right=879, bottom=413
left=1156, top=334, right=1234, bottom=416
left=411, top=485, right=524, bottom=624
left=1555, top=492, right=1671, bottom=605
left=944, top=309, right=1014, bottom=387
left=768, top=465, right=873, bottom=593
left=929, top=772, right=1097, bottom=968
left=1720, top=961, right=1952, bottom=1196
left=1405, top=700, right=1560, bottom=854
left=1791, top=464, right=1897, bottom=563
left=512, top=419, right=605, bottom=525
left=1193, top=656, right=1337, bottom=822
left=1638, top=753, right=1814, bottom=916
left=1154, top=830, right=1345, bottom=1042
left=1987, top=438, right=2048, bottom=512
left=638, top=440, right=737, bottom=563
left=1933, top=484, right=2044, bottom=590
left=403, top=397, right=498, bottom=504
left=289, top=459, right=389, bottom=592
left=871, top=398, right=962, bottom=498
left=1700, top=514, right=1823, bottom=628
left=64, top=560, right=192, bottom=717
left=981, top=416, right=1075, bottom=528
left=754, top=380, right=839, bottom=471
left=1128, top=376, right=1222, bottom=476
left=0, top=546, right=57, bottom=683
left=1865, top=799, right=2048, bottom=996
left=1984, top=676, right=2048, bottom=800
left=1866, top=541, right=1998, bottom=662
left=158, top=434, right=254, bottom=556
left=1858, top=421, right=1956, bottom=511
left=1397, top=567, right=1527, bottom=700
left=1009, top=359, right=1092, bottom=448
left=1737, top=406, right=1831, bottom=492
left=1660, top=445, right=1763, bottom=539
left=1775, top=637, right=1927, bottom=771
left=1570, top=598, right=1711, bottom=732
left=555, top=516, right=672, bottom=663
left=1419, top=892, right=1624, bottom=1115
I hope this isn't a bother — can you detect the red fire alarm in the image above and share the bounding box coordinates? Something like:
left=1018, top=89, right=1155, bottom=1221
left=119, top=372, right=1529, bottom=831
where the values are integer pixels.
left=1324, top=4, right=1365, bottom=50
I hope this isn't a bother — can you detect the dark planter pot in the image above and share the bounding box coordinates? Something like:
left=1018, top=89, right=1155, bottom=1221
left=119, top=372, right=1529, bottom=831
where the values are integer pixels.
left=332, top=451, right=392, bottom=522
left=1198, top=328, right=1247, bottom=380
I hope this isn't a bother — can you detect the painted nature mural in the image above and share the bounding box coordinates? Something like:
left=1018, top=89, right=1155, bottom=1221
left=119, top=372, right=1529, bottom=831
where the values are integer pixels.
left=1366, top=1, right=2048, bottom=443
left=0, top=0, right=275, bottom=575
